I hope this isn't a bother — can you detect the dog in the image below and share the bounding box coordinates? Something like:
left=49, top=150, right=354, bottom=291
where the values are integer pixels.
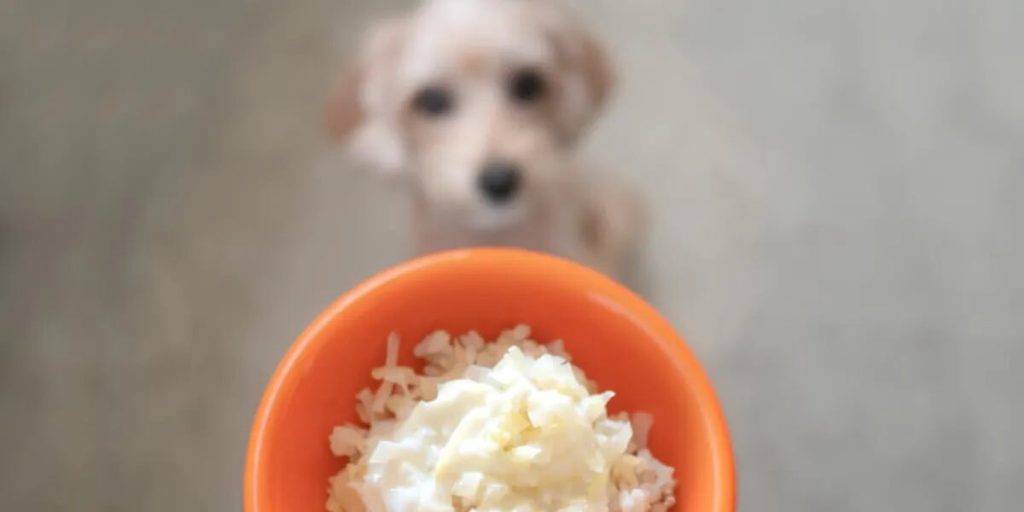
left=327, top=0, right=644, bottom=276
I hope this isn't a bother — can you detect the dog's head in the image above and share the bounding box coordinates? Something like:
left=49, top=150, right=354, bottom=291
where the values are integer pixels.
left=327, top=0, right=613, bottom=230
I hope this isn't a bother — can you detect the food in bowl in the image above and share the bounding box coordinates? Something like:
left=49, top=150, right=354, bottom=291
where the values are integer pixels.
left=327, top=325, right=677, bottom=512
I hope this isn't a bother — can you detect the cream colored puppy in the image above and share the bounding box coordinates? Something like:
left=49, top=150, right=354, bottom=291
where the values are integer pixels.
left=328, top=0, right=643, bottom=275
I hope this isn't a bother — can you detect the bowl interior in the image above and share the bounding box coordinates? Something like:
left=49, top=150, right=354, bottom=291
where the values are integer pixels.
left=246, top=249, right=733, bottom=512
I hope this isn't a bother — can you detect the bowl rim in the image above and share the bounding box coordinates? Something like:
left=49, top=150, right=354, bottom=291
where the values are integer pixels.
left=244, top=247, right=735, bottom=512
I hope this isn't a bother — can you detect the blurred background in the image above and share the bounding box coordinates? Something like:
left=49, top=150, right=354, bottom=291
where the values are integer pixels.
left=2, top=0, right=1022, bottom=510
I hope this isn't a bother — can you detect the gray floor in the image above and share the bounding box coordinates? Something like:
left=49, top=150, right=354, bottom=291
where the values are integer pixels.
left=2, top=0, right=1022, bottom=510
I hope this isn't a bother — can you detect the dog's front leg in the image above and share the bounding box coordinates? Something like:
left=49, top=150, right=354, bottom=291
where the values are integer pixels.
left=576, top=174, right=648, bottom=277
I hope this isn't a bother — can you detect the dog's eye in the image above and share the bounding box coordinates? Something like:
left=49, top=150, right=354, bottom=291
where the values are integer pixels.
left=509, top=69, right=545, bottom=103
left=412, top=86, right=454, bottom=117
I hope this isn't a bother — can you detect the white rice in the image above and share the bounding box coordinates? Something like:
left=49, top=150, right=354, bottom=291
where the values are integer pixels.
left=327, top=325, right=677, bottom=512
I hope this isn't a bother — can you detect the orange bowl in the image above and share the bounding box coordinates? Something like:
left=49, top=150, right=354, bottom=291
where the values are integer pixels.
left=245, top=248, right=734, bottom=512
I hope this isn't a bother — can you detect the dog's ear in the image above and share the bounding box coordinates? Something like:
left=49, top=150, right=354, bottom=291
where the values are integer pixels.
left=545, top=14, right=616, bottom=141
left=325, top=63, right=364, bottom=142
left=326, top=18, right=410, bottom=173
left=575, top=29, right=615, bottom=114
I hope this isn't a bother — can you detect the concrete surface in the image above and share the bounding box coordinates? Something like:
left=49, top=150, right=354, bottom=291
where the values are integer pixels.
left=2, top=0, right=1022, bottom=510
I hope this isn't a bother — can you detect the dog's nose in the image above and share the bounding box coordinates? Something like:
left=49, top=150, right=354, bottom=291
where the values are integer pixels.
left=478, top=162, right=521, bottom=203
